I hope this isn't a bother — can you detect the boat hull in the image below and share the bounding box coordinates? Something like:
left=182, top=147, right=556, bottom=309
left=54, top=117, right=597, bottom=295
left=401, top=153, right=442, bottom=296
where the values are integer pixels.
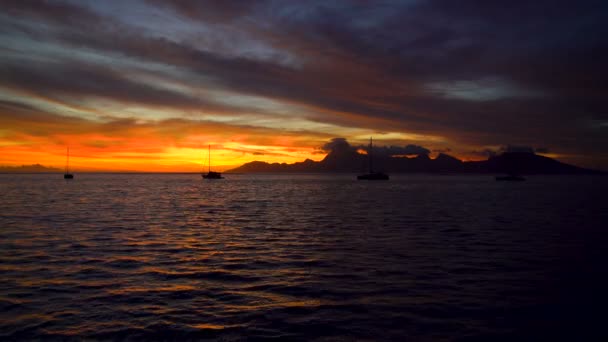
left=64, top=174, right=74, bottom=179
left=357, top=173, right=389, bottom=180
left=202, top=171, right=223, bottom=179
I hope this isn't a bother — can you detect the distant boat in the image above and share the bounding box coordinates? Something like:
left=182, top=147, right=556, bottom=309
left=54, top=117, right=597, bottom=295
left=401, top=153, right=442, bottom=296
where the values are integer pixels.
left=496, top=174, right=525, bottom=181
left=357, top=137, right=389, bottom=180
left=202, top=144, right=223, bottom=179
left=64, top=147, right=74, bottom=179
left=495, top=156, right=525, bottom=181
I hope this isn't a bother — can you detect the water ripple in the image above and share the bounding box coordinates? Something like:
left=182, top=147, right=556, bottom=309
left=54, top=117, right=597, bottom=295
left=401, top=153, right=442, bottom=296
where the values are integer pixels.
left=1, top=174, right=606, bottom=340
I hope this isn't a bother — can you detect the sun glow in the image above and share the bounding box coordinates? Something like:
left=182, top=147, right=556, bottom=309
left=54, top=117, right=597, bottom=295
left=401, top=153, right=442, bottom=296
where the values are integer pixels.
left=0, top=137, right=328, bottom=172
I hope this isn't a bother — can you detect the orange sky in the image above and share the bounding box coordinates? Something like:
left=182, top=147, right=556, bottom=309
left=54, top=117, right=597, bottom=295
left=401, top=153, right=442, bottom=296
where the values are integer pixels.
left=0, top=101, right=582, bottom=172
left=0, top=108, right=332, bottom=172
left=0, top=107, right=473, bottom=172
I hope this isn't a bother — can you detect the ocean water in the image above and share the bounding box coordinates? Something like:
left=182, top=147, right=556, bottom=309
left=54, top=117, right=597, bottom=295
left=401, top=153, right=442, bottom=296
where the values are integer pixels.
left=1, top=173, right=607, bottom=341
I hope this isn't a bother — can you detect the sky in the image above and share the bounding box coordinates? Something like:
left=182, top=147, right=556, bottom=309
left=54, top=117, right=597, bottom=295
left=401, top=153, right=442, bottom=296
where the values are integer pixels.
left=1, top=0, right=607, bottom=171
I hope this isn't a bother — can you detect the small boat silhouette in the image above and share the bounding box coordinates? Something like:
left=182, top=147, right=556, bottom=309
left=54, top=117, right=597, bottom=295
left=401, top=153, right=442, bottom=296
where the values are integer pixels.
left=202, top=145, right=223, bottom=179
left=357, top=137, right=389, bottom=180
left=64, top=147, right=74, bottom=179
left=495, top=151, right=526, bottom=181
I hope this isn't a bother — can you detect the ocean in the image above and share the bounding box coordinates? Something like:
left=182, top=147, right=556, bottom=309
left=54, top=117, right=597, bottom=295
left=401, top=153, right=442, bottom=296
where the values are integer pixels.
left=1, top=173, right=607, bottom=340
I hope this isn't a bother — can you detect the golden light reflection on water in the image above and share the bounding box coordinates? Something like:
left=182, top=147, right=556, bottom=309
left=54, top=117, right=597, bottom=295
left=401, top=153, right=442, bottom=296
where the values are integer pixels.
left=109, top=285, right=198, bottom=295
left=190, top=323, right=227, bottom=330
left=2, top=173, right=603, bottom=340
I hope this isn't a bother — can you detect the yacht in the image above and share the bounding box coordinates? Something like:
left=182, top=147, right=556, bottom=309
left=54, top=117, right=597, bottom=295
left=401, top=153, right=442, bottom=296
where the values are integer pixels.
left=357, top=137, right=389, bottom=180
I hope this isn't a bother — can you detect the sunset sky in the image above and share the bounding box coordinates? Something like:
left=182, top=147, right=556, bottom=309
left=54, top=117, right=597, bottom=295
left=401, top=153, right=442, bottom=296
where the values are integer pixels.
left=1, top=0, right=606, bottom=171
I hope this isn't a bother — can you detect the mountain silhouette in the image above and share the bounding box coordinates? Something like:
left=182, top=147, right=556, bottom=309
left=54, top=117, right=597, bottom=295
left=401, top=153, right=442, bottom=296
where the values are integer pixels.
left=228, top=140, right=603, bottom=175
left=0, top=164, right=62, bottom=173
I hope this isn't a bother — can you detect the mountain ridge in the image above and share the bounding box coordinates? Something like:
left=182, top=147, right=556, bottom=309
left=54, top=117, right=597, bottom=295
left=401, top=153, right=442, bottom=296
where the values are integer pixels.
left=0, top=164, right=62, bottom=173
left=228, top=150, right=604, bottom=175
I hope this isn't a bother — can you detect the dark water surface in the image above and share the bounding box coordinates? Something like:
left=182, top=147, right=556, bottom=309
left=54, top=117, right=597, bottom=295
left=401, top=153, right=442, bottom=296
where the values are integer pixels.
left=1, top=174, right=607, bottom=341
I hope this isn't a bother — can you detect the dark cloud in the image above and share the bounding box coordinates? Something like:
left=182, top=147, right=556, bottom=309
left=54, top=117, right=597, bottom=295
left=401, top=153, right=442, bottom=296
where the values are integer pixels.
left=501, top=145, right=536, bottom=154
left=472, top=145, right=550, bottom=157
left=1, top=61, right=205, bottom=109
left=500, top=146, right=549, bottom=154
left=147, top=0, right=260, bottom=23
left=0, top=101, right=328, bottom=145
left=0, top=58, right=288, bottom=118
left=321, top=138, right=430, bottom=157
left=470, top=149, right=498, bottom=158
left=2, top=0, right=105, bottom=28
left=321, top=138, right=355, bottom=153
left=535, top=147, right=550, bottom=154
left=362, top=144, right=431, bottom=157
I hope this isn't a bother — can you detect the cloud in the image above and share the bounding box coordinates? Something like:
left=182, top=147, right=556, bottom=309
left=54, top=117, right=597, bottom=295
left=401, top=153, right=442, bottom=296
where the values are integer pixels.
left=1, top=1, right=607, bottom=169
left=470, top=149, right=499, bottom=158
left=1, top=61, right=197, bottom=108
left=147, top=0, right=260, bottom=23
left=501, top=145, right=535, bottom=154
left=321, top=138, right=355, bottom=153
left=0, top=100, right=330, bottom=148
left=363, top=144, right=431, bottom=156
left=500, top=146, right=548, bottom=154
left=2, top=0, right=105, bottom=28
left=320, top=138, right=430, bottom=156
left=535, top=147, right=550, bottom=154
left=472, top=145, right=550, bottom=157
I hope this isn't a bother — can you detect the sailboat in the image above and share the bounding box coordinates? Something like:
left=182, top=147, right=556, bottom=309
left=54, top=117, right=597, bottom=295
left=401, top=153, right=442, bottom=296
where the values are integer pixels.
left=202, top=144, right=223, bottom=179
left=495, top=152, right=525, bottom=181
left=357, top=137, right=389, bottom=180
left=64, top=147, right=74, bottom=179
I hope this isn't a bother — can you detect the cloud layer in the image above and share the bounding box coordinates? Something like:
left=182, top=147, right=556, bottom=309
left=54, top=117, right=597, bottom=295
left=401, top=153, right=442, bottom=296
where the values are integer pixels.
left=1, top=0, right=606, bottom=170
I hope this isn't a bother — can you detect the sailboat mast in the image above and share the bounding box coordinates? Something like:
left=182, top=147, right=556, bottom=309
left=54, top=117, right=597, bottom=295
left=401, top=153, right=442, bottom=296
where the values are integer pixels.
left=369, top=137, right=373, bottom=173
left=208, top=144, right=211, bottom=173
left=66, top=147, right=69, bottom=173
left=200, top=146, right=204, bottom=173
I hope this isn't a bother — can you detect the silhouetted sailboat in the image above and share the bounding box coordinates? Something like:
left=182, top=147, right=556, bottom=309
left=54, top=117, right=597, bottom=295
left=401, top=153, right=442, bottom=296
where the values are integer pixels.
left=202, top=144, right=223, bottom=179
left=64, top=147, right=74, bottom=179
left=357, top=137, right=389, bottom=180
left=496, top=152, right=525, bottom=181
